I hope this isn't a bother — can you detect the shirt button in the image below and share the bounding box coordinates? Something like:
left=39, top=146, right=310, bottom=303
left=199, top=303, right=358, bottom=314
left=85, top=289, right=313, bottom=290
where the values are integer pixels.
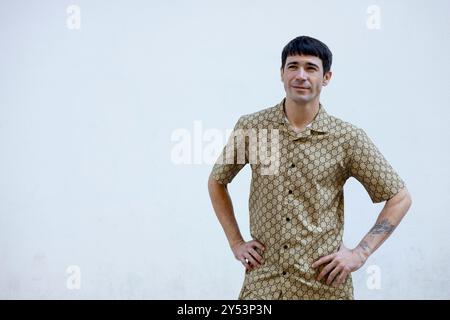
left=282, top=271, right=287, bottom=276
left=286, top=217, right=291, bottom=222
left=283, top=245, right=288, bottom=249
left=290, top=163, right=295, bottom=168
left=288, top=190, right=292, bottom=194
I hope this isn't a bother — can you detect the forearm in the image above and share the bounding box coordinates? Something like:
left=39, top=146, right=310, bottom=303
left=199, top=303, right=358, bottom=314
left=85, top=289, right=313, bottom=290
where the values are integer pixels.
left=208, top=175, right=244, bottom=248
left=353, top=187, right=412, bottom=261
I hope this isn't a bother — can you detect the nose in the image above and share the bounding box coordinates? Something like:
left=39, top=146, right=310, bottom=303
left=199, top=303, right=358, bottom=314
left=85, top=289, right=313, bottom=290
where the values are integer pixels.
left=294, top=67, right=308, bottom=80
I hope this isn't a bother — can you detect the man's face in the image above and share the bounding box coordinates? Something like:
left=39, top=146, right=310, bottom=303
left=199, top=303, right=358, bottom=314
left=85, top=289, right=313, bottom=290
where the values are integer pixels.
left=280, top=54, right=332, bottom=104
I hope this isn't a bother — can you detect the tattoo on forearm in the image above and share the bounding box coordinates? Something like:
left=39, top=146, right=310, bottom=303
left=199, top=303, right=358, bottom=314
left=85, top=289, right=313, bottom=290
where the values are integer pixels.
left=369, top=219, right=396, bottom=235
left=359, top=240, right=372, bottom=253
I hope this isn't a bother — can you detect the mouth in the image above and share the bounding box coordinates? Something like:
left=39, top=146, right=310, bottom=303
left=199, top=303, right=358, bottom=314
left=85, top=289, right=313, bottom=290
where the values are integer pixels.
left=292, top=86, right=310, bottom=90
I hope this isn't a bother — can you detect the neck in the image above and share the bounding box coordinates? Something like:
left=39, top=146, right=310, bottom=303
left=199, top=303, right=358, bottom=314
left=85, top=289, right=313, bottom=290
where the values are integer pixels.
left=284, top=96, right=320, bottom=129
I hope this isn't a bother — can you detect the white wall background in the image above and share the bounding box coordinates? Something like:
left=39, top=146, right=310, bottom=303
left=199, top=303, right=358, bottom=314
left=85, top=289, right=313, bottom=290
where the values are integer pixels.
left=0, top=0, right=449, bottom=299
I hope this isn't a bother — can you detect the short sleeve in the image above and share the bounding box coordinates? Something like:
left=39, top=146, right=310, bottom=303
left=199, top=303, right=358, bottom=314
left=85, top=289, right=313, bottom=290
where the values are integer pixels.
left=210, top=116, right=249, bottom=185
left=347, top=128, right=406, bottom=203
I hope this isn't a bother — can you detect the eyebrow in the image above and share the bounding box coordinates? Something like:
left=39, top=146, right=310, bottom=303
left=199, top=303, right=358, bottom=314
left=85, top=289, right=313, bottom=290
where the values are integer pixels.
left=286, top=61, right=320, bottom=69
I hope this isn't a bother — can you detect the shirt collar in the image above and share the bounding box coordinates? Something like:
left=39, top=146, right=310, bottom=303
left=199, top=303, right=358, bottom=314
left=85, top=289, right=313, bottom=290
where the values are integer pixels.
left=270, top=98, right=331, bottom=133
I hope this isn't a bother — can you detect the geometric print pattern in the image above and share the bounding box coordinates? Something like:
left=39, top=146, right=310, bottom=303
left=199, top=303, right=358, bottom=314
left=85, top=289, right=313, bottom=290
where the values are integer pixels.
left=211, top=98, right=405, bottom=300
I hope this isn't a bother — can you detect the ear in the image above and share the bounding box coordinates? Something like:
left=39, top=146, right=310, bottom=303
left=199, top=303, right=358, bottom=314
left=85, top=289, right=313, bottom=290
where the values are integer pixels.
left=280, top=67, right=284, bottom=82
left=322, top=71, right=332, bottom=86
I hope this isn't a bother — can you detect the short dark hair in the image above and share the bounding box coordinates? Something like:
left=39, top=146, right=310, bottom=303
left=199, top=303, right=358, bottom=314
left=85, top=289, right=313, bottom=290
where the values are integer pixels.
left=281, top=36, right=333, bottom=74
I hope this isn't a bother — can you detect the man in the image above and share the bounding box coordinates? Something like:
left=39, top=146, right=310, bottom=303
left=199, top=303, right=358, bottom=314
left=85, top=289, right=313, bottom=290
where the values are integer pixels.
left=207, top=36, right=412, bottom=300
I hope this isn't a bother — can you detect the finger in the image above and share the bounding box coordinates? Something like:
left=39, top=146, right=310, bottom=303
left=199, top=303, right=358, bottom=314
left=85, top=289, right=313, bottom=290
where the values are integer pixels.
left=334, top=270, right=349, bottom=287
left=317, top=260, right=338, bottom=281
left=239, top=253, right=254, bottom=267
left=312, top=253, right=336, bottom=269
left=248, top=248, right=264, bottom=264
left=251, top=241, right=266, bottom=252
left=326, top=265, right=342, bottom=285
left=241, top=258, right=251, bottom=270
left=244, top=253, right=260, bottom=267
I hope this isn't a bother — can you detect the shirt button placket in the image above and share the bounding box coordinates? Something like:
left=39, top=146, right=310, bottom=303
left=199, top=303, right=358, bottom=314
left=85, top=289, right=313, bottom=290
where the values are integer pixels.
left=281, top=149, right=295, bottom=284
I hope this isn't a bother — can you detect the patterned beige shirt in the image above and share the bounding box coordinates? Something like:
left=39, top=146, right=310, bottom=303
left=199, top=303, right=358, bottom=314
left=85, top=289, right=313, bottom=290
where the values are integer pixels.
left=210, top=98, right=406, bottom=300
